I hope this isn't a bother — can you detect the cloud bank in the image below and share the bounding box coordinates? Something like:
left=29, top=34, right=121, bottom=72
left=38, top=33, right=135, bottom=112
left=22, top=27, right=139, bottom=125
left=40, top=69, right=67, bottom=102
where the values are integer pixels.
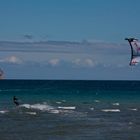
left=0, top=40, right=138, bottom=80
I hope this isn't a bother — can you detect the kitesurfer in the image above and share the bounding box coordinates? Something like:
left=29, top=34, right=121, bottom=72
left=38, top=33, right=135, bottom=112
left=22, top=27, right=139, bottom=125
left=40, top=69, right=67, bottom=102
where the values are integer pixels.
left=13, top=96, right=19, bottom=106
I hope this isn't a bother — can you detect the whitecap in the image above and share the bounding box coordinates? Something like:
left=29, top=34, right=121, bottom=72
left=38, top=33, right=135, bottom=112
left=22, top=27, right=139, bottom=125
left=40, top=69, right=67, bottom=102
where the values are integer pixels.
left=49, top=109, right=60, bottom=114
left=101, top=109, right=120, bottom=112
left=20, top=103, right=54, bottom=111
left=56, top=102, right=62, bottom=104
left=129, top=108, right=138, bottom=111
left=20, top=103, right=61, bottom=114
left=62, top=100, right=66, bottom=102
left=112, top=103, right=120, bottom=106
left=94, top=100, right=100, bottom=103
left=90, top=107, right=94, bottom=111
left=20, top=104, right=31, bottom=109
left=0, top=110, right=9, bottom=114
left=58, top=106, right=76, bottom=110
left=26, top=112, right=37, bottom=115
left=31, top=104, right=54, bottom=111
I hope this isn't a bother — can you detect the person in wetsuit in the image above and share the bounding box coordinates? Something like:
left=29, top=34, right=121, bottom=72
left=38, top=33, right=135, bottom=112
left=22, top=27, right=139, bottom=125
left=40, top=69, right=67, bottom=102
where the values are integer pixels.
left=13, top=96, right=19, bottom=106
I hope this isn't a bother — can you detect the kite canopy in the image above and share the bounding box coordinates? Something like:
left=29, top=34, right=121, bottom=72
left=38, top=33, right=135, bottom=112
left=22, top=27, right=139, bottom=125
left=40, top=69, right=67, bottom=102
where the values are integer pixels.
left=125, top=38, right=140, bottom=66
left=0, top=68, right=4, bottom=79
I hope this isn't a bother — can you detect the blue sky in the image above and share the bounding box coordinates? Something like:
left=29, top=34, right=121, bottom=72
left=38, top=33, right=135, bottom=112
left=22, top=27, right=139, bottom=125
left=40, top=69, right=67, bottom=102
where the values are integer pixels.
left=0, top=0, right=140, bottom=79
left=0, top=0, right=140, bottom=42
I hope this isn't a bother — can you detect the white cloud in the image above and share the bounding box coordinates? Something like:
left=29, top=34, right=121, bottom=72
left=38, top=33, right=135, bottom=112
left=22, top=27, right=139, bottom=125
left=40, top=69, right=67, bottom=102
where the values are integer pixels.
left=0, top=40, right=132, bottom=80
left=85, top=58, right=95, bottom=67
left=72, top=58, right=98, bottom=67
left=72, top=58, right=81, bottom=65
left=48, top=58, right=60, bottom=66
left=0, top=56, right=23, bottom=64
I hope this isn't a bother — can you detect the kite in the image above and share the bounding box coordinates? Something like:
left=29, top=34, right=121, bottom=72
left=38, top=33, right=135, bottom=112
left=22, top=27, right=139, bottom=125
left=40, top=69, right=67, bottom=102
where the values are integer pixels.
left=125, top=38, right=140, bottom=65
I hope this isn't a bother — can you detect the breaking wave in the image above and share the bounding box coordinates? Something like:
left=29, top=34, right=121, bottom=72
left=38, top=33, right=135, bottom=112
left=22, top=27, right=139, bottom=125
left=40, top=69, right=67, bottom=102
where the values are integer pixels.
left=112, top=103, right=120, bottom=106
left=19, top=103, right=78, bottom=115
left=25, top=112, right=37, bottom=115
left=128, top=108, right=138, bottom=111
left=101, top=109, right=120, bottom=112
left=58, top=106, right=76, bottom=110
left=20, top=103, right=60, bottom=114
left=20, top=103, right=54, bottom=111
left=0, top=110, right=9, bottom=114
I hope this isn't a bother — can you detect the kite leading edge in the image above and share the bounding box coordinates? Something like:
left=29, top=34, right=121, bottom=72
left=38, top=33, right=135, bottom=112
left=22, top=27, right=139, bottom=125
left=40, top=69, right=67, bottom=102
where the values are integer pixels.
left=125, top=38, right=140, bottom=66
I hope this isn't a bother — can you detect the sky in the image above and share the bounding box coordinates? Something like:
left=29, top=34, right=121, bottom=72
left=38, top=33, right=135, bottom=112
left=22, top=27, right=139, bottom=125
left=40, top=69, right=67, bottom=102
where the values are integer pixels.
left=0, top=0, right=140, bottom=80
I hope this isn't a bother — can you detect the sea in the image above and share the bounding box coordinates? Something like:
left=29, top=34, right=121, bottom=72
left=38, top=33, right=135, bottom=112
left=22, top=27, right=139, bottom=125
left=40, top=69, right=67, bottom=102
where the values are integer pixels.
left=0, top=80, right=140, bottom=140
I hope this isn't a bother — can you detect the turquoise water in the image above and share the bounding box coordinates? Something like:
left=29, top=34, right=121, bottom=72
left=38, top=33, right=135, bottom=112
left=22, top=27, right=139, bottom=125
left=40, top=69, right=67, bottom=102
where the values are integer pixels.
left=0, top=80, right=140, bottom=140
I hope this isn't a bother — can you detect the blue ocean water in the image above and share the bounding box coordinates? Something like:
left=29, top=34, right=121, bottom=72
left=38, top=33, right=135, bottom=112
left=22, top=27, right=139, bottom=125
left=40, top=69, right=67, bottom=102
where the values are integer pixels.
left=0, top=80, right=140, bottom=140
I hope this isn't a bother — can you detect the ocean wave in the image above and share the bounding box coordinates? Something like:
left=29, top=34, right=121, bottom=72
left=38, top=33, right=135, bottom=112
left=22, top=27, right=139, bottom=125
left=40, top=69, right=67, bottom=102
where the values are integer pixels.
left=90, top=107, right=94, bottom=111
left=20, top=103, right=77, bottom=114
left=20, top=103, right=54, bottom=111
left=129, top=108, right=138, bottom=111
left=101, top=109, right=120, bottom=112
left=19, top=103, right=85, bottom=117
left=94, top=100, right=100, bottom=103
left=112, top=103, right=120, bottom=106
left=58, top=106, right=76, bottom=110
left=20, top=103, right=61, bottom=114
left=49, top=109, right=60, bottom=114
left=0, top=110, right=9, bottom=114
left=56, top=101, right=62, bottom=104
left=25, top=112, right=37, bottom=115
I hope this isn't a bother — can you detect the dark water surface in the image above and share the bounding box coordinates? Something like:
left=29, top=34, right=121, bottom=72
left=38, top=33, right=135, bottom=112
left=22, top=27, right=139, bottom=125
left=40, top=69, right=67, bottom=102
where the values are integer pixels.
left=0, top=80, right=140, bottom=140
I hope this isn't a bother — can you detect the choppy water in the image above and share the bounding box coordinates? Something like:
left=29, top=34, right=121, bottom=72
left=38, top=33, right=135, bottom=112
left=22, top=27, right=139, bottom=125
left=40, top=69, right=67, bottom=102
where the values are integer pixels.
left=0, top=80, right=140, bottom=140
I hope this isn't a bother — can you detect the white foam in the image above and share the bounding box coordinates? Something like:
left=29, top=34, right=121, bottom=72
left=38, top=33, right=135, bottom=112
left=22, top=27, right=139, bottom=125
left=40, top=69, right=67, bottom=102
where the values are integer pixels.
left=20, top=103, right=54, bottom=111
left=112, top=103, right=120, bottom=106
left=56, top=102, right=62, bottom=104
left=58, top=106, right=76, bottom=110
left=94, top=100, right=100, bottom=103
left=20, top=103, right=61, bottom=114
left=20, top=104, right=31, bottom=109
left=31, top=104, right=54, bottom=111
left=20, top=103, right=78, bottom=115
left=26, top=112, right=37, bottom=115
left=129, top=108, right=138, bottom=111
left=0, top=110, right=9, bottom=114
left=101, top=109, right=120, bottom=112
left=90, top=107, right=94, bottom=111
left=49, top=109, right=60, bottom=114
left=62, top=100, right=66, bottom=102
